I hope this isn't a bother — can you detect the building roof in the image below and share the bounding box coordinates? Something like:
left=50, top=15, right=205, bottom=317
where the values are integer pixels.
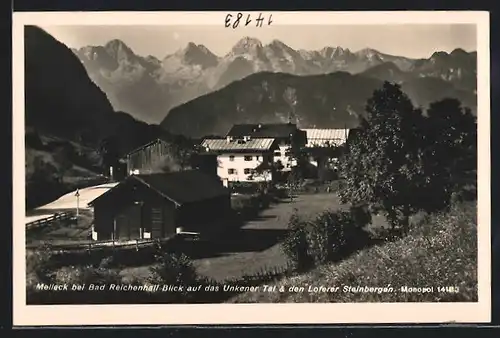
left=88, top=169, right=229, bottom=206
left=303, top=128, right=350, bottom=147
left=124, top=137, right=169, bottom=157
left=201, top=138, right=276, bottom=152
left=226, top=123, right=299, bottom=139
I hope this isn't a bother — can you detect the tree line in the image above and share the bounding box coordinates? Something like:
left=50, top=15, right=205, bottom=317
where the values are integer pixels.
left=339, top=81, right=477, bottom=234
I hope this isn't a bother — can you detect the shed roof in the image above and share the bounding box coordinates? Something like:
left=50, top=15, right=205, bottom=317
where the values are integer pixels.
left=226, top=123, right=299, bottom=139
left=124, top=137, right=169, bottom=157
left=201, top=138, right=276, bottom=152
left=88, top=169, right=229, bottom=206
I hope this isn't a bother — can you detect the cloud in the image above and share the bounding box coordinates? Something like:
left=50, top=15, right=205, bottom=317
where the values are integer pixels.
left=173, top=32, right=180, bottom=40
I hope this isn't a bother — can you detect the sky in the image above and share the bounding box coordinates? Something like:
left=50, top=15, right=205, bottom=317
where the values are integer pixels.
left=41, top=24, right=477, bottom=59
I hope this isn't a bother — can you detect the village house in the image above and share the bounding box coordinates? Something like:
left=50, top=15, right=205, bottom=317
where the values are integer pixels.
left=302, top=128, right=350, bottom=179
left=225, top=123, right=307, bottom=171
left=87, top=170, right=231, bottom=241
left=200, top=137, right=279, bottom=186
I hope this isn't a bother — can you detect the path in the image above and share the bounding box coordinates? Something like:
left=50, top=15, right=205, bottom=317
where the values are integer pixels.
left=25, top=182, right=119, bottom=225
left=192, top=193, right=346, bottom=281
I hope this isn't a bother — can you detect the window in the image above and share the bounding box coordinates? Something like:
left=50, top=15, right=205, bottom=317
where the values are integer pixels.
left=229, top=155, right=235, bottom=161
left=244, top=168, right=252, bottom=175
left=228, top=168, right=236, bottom=175
left=244, top=156, right=253, bottom=161
left=285, top=151, right=292, bottom=157
left=274, top=151, right=281, bottom=157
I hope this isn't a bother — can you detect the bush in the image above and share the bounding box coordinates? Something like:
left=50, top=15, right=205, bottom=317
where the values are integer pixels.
left=282, top=208, right=370, bottom=270
left=305, top=210, right=365, bottom=265
left=280, top=209, right=312, bottom=271
left=26, top=246, right=56, bottom=284
left=51, top=264, right=121, bottom=285
left=147, top=253, right=200, bottom=302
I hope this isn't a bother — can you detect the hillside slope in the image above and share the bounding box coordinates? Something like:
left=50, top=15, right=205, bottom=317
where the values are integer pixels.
left=160, top=70, right=477, bottom=139
left=228, top=201, right=477, bottom=303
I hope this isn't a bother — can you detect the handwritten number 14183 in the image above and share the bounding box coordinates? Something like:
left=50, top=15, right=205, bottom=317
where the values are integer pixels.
left=225, top=13, right=273, bottom=28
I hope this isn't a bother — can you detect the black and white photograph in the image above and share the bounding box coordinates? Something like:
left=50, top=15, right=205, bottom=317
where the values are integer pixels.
left=13, top=11, right=490, bottom=325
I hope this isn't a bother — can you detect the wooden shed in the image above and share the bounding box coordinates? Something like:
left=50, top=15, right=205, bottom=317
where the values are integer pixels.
left=87, top=170, right=232, bottom=241
left=125, top=137, right=180, bottom=176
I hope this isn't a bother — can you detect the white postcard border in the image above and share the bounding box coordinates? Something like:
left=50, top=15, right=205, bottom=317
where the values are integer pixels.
left=12, top=11, right=491, bottom=326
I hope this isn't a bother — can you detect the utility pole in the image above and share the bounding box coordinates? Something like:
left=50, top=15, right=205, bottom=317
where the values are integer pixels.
left=75, top=188, right=80, bottom=219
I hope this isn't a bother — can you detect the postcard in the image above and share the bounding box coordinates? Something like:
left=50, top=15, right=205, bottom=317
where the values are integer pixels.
left=12, top=10, right=491, bottom=325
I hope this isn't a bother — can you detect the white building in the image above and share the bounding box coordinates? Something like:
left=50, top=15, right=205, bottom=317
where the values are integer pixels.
left=303, top=128, right=350, bottom=149
left=225, top=123, right=307, bottom=171
left=201, top=137, right=278, bottom=186
left=302, top=128, right=350, bottom=173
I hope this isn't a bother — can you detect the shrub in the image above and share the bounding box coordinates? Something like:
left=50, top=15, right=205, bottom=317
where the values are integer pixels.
left=26, top=246, right=56, bottom=284
left=305, top=210, right=364, bottom=265
left=51, top=264, right=121, bottom=285
left=98, top=255, right=116, bottom=269
left=282, top=208, right=371, bottom=270
left=281, top=209, right=313, bottom=271
left=147, top=253, right=200, bottom=302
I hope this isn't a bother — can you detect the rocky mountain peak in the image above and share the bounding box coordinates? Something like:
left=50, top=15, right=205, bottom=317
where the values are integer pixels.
left=231, top=37, right=263, bottom=55
left=356, top=48, right=382, bottom=59
left=104, top=39, right=136, bottom=61
left=175, top=42, right=218, bottom=69
left=269, top=39, right=290, bottom=49
left=320, top=46, right=347, bottom=59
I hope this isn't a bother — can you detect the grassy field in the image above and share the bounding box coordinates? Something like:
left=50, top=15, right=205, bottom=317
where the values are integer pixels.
left=26, top=190, right=389, bottom=286
left=119, top=192, right=388, bottom=283
left=26, top=209, right=94, bottom=247
left=228, top=200, right=477, bottom=303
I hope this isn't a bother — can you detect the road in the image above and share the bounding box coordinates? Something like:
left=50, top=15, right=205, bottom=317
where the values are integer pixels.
left=25, top=182, right=119, bottom=225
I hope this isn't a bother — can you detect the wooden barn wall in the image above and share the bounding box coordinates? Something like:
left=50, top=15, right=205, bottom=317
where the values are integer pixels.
left=93, top=179, right=176, bottom=240
left=127, top=140, right=175, bottom=174
left=115, top=203, right=142, bottom=240
left=93, top=203, right=114, bottom=240
left=150, top=202, right=176, bottom=238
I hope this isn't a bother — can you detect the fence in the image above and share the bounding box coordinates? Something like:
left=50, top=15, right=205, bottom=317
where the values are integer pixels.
left=27, top=237, right=165, bottom=253
left=225, top=261, right=295, bottom=285
left=26, top=211, right=75, bottom=230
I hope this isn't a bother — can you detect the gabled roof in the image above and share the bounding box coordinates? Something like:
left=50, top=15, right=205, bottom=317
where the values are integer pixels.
left=303, top=128, right=350, bottom=147
left=201, top=138, right=276, bottom=152
left=226, top=123, right=299, bottom=139
left=88, top=170, right=229, bottom=207
left=124, top=137, right=169, bottom=157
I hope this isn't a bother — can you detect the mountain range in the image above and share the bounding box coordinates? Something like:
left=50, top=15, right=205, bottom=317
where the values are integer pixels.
left=72, top=37, right=477, bottom=124
left=160, top=70, right=477, bottom=139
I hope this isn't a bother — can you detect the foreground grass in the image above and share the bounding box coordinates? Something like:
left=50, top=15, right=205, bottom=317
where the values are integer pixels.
left=229, top=201, right=477, bottom=303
